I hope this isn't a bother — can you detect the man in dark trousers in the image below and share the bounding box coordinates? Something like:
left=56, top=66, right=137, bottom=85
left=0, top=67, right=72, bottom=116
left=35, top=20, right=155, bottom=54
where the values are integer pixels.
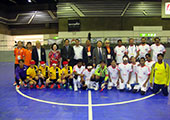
left=104, top=40, right=115, bottom=66
left=32, top=41, right=46, bottom=66
left=85, top=40, right=95, bottom=64
left=150, top=53, right=170, bottom=96
left=61, top=39, right=74, bottom=66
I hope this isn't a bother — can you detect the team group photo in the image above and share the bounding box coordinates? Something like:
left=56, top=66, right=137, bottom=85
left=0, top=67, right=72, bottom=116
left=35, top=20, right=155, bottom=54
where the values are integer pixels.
left=14, top=37, right=170, bottom=96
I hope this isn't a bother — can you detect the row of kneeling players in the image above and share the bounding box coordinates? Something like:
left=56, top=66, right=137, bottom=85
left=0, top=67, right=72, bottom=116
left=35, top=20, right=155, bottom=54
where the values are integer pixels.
left=14, top=53, right=170, bottom=96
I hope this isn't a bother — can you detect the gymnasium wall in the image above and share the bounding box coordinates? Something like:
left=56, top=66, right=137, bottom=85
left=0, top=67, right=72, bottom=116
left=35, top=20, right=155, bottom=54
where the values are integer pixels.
left=0, top=24, right=11, bottom=35
left=58, top=27, right=170, bottom=43
left=59, top=17, right=170, bottom=31
left=0, top=23, right=58, bottom=35
left=0, top=34, right=14, bottom=51
left=10, top=28, right=58, bottom=35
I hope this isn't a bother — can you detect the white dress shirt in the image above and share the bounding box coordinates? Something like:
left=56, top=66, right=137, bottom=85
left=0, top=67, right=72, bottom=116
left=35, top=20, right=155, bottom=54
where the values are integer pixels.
left=73, top=45, right=83, bottom=60
left=37, top=48, right=41, bottom=61
left=97, top=47, right=102, bottom=54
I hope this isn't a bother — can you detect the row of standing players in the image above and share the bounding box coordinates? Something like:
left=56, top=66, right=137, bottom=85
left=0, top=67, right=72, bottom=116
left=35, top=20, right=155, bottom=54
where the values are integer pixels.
left=14, top=37, right=165, bottom=68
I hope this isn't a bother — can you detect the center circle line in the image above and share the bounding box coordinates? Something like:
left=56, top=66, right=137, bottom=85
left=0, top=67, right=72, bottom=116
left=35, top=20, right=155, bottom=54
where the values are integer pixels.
left=16, top=88, right=156, bottom=107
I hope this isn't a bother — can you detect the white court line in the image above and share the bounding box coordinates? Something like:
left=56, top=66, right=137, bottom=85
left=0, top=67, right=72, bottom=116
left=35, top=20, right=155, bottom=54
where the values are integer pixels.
left=88, top=90, right=93, bottom=120
left=16, top=88, right=157, bottom=107
left=92, top=93, right=155, bottom=106
left=16, top=89, right=88, bottom=107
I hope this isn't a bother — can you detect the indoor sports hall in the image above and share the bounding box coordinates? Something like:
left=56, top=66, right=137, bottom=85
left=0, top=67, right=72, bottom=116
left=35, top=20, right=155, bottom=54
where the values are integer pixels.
left=0, top=0, right=170, bottom=120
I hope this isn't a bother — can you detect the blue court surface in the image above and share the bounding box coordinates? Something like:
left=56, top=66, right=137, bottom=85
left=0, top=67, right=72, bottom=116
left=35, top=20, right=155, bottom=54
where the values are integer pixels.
left=0, top=62, right=170, bottom=120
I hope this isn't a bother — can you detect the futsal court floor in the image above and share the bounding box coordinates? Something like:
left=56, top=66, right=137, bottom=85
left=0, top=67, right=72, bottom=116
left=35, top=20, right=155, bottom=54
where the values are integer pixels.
left=0, top=61, right=170, bottom=120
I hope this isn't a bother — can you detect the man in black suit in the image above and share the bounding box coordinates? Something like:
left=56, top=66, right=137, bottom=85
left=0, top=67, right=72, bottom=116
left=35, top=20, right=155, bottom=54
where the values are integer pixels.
left=104, top=40, right=115, bottom=66
left=85, top=40, right=95, bottom=64
left=32, top=41, right=46, bottom=66
left=93, top=41, right=107, bottom=66
left=61, top=39, right=74, bottom=66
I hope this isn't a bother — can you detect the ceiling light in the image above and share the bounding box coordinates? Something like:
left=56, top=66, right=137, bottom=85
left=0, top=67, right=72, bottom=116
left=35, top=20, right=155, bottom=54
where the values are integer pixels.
left=28, top=0, right=32, bottom=3
left=9, top=0, right=16, bottom=4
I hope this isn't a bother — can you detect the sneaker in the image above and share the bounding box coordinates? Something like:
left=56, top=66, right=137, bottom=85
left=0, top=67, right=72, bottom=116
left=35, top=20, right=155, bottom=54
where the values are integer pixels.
left=57, top=84, right=61, bottom=89
left=40, top=85, right=45, bottom=89
left=101, top=83, right=105, bottom=89
left=24, top=83, right=28, bottom=87
left=16, top=85, right=20, bottom=89
left=13, top=82, right=17, bottom=86
left=107, top=86, right=112, bottom=90
left=69, top=85, right=73, bottom=90
left=46, top=83, right=49, bottom=88
left=50, top=84, right=55, bottom=89
left=63, top=84, right=66, bottom=89
left=94, top=86, right=98, bottom=91
left=36, top=85, right=40, bottom=89
left=74, top=86, right=78, bottom=92
left=30, top=85, right=34, bottom=89
left=99, top=88, right=104, bottom=92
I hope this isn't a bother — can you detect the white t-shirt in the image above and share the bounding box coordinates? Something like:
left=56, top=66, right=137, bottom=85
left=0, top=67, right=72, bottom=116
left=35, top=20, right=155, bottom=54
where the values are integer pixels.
left=145, top=61, right=155, bottom=86
left=73, top=45, right=83, bottom=60
left=136, top=65, right=150, bottom=86
left=145, top=61, right=155, bottom=70
left=82, top=68, right=96, bottom=89
left=118, top=63, right=132, bottom=84
left=82, top=68, right=95, bottom=81
left=130, top=62, right=139, bottom=84
left=151, top=44, right=166, bottom=62
left=107, top=65, right=119, bottom=82
left=138, top=44, right=151, bottom=58
left=37, top=48, right=41, bottom=61
left=114, top=46, right=127, bottom=64
left=73, top=65, right=85, bottom=75
left=127, top=45, right=138, bottom=58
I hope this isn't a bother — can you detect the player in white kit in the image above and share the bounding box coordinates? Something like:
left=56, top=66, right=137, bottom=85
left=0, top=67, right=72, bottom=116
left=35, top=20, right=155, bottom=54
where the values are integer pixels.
left=117, top=55, right=132, bottom=91
left=127, top=56, right=139, bottom=91
left=151, top=37, right=166, bottom=62
left=73, top=59, right=85, bottom=91
left=127, top=38, right=139, bottom=59
left=107, top=59, right=119, bottom=90
left=114, top=39, right=127, bottom=64
left=145, top=53, right=155, bottom=89
left=133, top=57, right=151, bottom=95
left=82, top=63, right=96, bottom=89
left=137, top=37, right=151, bottom=59
left=145, top=53, right=155, bottom=70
